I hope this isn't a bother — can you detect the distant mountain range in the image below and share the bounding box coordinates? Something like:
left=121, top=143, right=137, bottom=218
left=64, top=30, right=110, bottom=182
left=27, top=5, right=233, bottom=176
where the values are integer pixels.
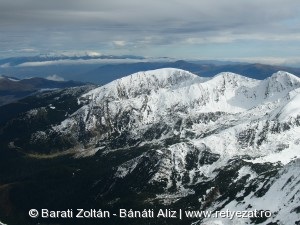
left=0, top=75, right=86, bottom=106
left=1, top=55, right=300, bottom=85
left=78, top=60, right=300, bottom=84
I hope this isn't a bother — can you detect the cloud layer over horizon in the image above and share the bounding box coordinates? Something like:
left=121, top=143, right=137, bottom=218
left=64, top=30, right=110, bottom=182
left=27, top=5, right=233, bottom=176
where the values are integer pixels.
left=1, top=0, right=300, bottom=64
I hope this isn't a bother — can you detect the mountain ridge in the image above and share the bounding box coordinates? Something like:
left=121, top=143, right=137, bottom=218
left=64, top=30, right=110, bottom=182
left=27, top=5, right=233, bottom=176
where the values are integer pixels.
left=12, top=68, right=299, bottom=156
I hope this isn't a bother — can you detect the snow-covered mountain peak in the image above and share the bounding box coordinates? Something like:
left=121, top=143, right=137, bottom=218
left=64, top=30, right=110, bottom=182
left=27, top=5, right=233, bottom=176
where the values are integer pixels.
left=81, top=68, right=204, bottom=102
left=270, top=70, right=300, bottom=82
left=213, top=71, right=258, bottom=83
left=263, top=71, right=300, bottom=99
left=52, top=68, right=300, bottom=157
left=207, top=71, right=260, bottom=92
left=78, top=69, right=300, bottom=119
left=116, top=68, right=203, bottom=89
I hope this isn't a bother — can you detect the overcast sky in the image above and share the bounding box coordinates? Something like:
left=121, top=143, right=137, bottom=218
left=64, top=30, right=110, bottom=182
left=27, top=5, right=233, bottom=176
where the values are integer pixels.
left=1, top=0, right=300, bottom=64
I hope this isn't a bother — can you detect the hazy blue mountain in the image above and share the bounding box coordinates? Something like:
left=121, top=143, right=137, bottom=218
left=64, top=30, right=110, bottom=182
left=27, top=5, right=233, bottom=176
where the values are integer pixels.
left=1, top=55, right=300, bottom=85
left=74, top=60, right=300, bottom=84
left=0, top=75, right=87, bottom=106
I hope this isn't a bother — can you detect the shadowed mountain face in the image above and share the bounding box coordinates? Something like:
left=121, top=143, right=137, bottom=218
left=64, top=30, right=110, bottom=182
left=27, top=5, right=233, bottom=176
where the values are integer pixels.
left=0, top=68, right=300, bottom=225
left=0, top=75, right=86, bottom=106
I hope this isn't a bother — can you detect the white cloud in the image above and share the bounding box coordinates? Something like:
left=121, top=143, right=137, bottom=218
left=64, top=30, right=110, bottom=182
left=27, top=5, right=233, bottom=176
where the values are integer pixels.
left=16, top=58, right=145, bottom=67
left=218, top=56, right=300, bottom=67
left=19, top=48, right=37, bottom=53
left=184, top=32, right=300, bottom=45
left=46, top=74, right=65, bottom=81
left=57, top=50, right=102, bottom=57
left=85, top=51, right=102, bottom=57
left=0, top=63, right=10, bottom=68
left=113, top=41, right=126, bottom=47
